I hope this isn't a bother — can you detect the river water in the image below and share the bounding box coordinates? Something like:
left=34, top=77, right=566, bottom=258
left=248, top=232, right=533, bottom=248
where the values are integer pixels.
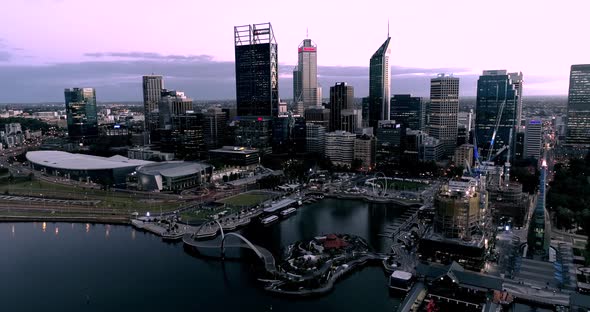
left=0, top=198, right=406, bottom=311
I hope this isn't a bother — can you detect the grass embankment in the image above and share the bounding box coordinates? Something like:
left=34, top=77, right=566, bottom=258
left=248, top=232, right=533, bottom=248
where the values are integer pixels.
left=384, top=180, right=427, bottom=191
left=218, top=191, right=274, bottom=207
left=0, top=179, right=183, bottom=214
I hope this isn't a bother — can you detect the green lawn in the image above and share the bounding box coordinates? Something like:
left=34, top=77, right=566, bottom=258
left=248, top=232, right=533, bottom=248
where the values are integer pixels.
left=218, top=191, right=274, bottom=208
left=384, top=180, right=428, bottom=191
left=0, top=179, right=183, bottom=213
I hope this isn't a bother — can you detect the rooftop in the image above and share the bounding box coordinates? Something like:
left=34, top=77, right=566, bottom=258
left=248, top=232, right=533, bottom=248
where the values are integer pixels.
left=26, top=151, right=151, bottom=171
left=136, top=161, right=211, bottom=178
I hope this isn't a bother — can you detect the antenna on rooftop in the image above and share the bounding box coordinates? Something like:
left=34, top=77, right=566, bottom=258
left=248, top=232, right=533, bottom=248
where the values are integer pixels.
left=387, top=19, right=390, bottom=38
left=306, top=27, right=309, bottom=39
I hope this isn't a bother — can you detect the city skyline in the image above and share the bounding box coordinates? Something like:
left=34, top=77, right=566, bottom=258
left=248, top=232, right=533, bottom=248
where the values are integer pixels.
left=0, top=0, right=588, bottom=102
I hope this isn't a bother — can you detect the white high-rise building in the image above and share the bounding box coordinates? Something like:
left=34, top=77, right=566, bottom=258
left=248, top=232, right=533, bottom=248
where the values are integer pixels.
left=325, top=131, right=356, bottom=167
left=524, top=119, right=542, bottom=160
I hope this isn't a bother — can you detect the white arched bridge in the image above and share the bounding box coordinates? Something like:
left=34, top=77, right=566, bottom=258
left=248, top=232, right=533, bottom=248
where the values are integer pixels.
left=183, top=223, right=278, bottom=275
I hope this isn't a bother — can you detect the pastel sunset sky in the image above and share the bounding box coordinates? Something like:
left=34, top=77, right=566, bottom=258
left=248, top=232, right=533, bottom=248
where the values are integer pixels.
left=0, top=0, right=588, bottom=102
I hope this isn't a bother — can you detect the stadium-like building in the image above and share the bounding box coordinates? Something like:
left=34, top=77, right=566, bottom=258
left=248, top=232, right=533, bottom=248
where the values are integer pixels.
left=26, top=151, right=152, bottom=187
left=134, top=161, right=212, bottom=192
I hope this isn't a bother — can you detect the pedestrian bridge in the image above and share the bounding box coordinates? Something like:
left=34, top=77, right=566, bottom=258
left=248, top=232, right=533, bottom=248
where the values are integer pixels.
left=183, top=232, right=278, bottom=275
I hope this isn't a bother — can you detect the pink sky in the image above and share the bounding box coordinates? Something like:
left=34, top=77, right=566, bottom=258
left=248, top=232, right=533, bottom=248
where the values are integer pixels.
left=0, top=0, right=589, bottom=100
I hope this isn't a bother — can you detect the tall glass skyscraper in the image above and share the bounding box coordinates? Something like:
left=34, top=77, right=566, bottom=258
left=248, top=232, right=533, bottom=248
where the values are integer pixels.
left=234, top=23, right=279, bottom=117
left=292, top=39, right=319, bottom=110
left=475, top=70, right=522, bottom=161
left=390, top=94, right=423, bottom=131
left=64, top=88, right=98, bottom=140
left=566, top=64, right=590, bottom=147
left=368, top=37, right=391, bottom=128
left=143, top=75, right=163, bottom=132
left=329, top=82, right=354, bottom=132
left=429, top=74, right=459, bottom=157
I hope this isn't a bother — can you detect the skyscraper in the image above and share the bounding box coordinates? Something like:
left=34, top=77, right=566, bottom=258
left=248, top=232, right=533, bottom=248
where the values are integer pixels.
left=234, top=23, right=279, bottom=117
left=142, top=75, right=163, bottom=132
left=368, top=37, right=391, bottom=128
left=475, top=70, right=522, bottom=161
left=524, top=119, right=542, bottom=160
left=329, top=82, right=354, bottom=132
left=292, top=38, right=319, bottom=110
left=158, top=90, right=193, bottom=130
left=566, top=64, right=590, bottom=147
left=64, top=88, right=98, bottom=140
left=428, top=74, right=459, bottom=157
left=390, top=94, right=423, bottom=131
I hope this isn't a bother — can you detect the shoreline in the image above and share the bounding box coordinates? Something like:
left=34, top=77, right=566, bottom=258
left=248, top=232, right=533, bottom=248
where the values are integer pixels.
left=0, top=215, right=131, bottom=225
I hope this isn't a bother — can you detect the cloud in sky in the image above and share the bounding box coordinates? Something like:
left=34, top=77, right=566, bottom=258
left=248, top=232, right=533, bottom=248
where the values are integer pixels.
left=0, top=52, right=568, bottom=103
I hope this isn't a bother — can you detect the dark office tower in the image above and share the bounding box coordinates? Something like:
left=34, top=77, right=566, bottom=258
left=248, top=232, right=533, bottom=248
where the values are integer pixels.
left=64, top=88, right=98, bottom=140
left=293, top=39, right=319, bottom=110
left=329, top=82, right=354, bottom=132
left=168, top=112, right=206, bottom=160
left=566, top=64, right=590, bottom=147
left=475, top=70, right=521, bottom=161
left=158, top=90, right=193, bottom=130
left=272, top=113, right=306, bottom=155
left=390, top=94, right=423, bottom=131
left=304, top=106, right=330, bottom=129
left=428, top=74, right=459, bottom=157
left=234, top=23, right=279, bottom=117
left=142, top=75, right=163, bottom=132
left=368, top=37, right=391, bottom=128
left=203, top=107, right=227, bottom=150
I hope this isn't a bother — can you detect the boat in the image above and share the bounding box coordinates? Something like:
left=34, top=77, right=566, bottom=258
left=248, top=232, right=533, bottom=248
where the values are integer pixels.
left=280, top=207, right=297, bottom=218
left=261, top=215, right=279, bottom=225
left=389, top=270, right=414, bottom=292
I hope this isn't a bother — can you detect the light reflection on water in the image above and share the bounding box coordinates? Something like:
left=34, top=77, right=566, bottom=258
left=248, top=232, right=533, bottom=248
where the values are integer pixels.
left=42, top=222, right=46, bottom=232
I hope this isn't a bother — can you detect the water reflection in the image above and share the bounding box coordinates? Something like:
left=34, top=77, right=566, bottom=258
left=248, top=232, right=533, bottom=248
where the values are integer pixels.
left=11, top=224, right=15, bottom=237
left=42, top=222, right=47, bottom=232
left=105, top=225, right=110, bottom=238
left=85, top=223, right=90, bottom=233
left=55, top=227, right=59, bottom=236
left=131, top=229, right=136, bottom=240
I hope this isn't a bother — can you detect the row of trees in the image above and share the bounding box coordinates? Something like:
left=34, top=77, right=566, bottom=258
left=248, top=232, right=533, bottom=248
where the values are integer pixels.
left=547, top=153, right=590, bottom=233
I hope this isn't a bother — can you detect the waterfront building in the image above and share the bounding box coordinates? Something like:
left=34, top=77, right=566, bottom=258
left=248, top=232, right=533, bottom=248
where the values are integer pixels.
left=524, top=119, right=543, bottom=160
left=234, top=23, right=279, bottom=117
left=368, top=37, right=391, bottom=128
left=354, top=134, right=376, bottom=171
left=158, top=90, right=193, bottom=130
left=329, top=82, right=354, bottom=132
left=64, top=87, right=98, bottom=141
left=134, top=161, right=212, bottom=192
left=26, top=150, right=150, bottom=187
left=292, top=39, right=319, bottom=110
left=390, top=94, right=423, bottom=131
left=325, top=131, right=356, bottom=167
left=475, top=70, right=522, bottom=162
left=428, top=74, right=459, bottom=157
left=142, top=75, right=163, bottom=133
left=566, top=64, right=590, bottom=147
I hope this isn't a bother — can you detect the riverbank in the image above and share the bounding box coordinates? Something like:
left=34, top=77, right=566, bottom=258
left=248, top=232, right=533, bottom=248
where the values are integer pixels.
left=326, top=193, right=422, bottom=206
left=0, top=214, right=130, bottom=224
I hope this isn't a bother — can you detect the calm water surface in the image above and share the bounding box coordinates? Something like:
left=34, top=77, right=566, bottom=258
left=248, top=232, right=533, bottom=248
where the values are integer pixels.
left=0, top=199, right=405, bottom=311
